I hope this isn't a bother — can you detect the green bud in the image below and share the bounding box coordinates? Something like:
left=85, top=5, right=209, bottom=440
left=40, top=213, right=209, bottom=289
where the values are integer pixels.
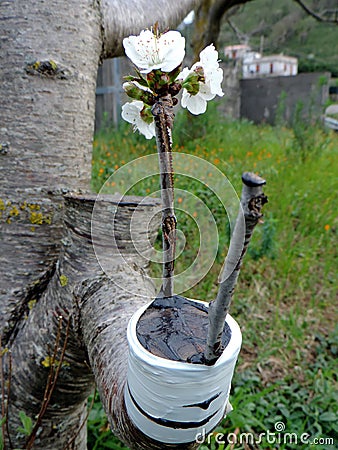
left=146, top=70, right=172, bottom=94
left=168, top=65, right=183, bottom=84
left=146, top=71, right=158, bottom=91
left=123, top=82, right=155, bottom=105
left=169, top=82, right=182, bottom=97
left=123, top=81, right=140, bottom=98
left=182, top=72, right=201, bottom=95
left=140, top=105, right=154, bottom=124
left=159, top=72, right=171, bottom=87
left=124, top=70, right=149, bottom=88
left=194, top=65, right=205, bottom=80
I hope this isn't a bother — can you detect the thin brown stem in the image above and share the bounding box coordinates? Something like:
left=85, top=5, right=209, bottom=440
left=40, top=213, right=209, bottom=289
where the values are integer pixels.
left=62, top=387, right=96, bottom=450
left=0, top=339, right=13, bottom=450
left=152, top=94, right=176, bottom=298
left=0, top=338, right=7, bottom=450
left=25, top=316, right=71, bottom=449
left=5, top=353, right=12, bottom=450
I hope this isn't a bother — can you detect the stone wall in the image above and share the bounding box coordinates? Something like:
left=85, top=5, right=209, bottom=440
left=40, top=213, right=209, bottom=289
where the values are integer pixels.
left=240, top=72, right=331, bottom=125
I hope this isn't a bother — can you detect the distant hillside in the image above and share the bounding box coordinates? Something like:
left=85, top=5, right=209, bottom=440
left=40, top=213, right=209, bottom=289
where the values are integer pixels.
left=219, top=0, right=338, bottom=77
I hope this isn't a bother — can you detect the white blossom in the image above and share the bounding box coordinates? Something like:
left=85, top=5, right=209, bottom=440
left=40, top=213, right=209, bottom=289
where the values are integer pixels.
left=199, top=44, right=224, bottom=97
left=121, top=101, right=155, bottom=139
left=199, top=44, right=220, bottom=71
left=179, top=44, right=224, bottom=115
left=123, top=29, right=185, bottom=74
left=181, top=82, right=215, bottom=115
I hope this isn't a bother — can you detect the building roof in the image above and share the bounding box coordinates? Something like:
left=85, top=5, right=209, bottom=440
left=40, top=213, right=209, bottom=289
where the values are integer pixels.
left=224, top=44, right=251, bottom=50
left=243, top=54, right=297, bottom=64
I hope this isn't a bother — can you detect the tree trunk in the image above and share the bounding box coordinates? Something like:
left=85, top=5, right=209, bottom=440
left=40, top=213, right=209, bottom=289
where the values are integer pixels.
left=0, top=0, right=200, bottom=448
left=0, top=0, right=102, bottom=336
left=5, top=193, right=161, bottom=448
left=102, top=0, right=200, bottom=58
left=191, top=0, right=254, bottom=60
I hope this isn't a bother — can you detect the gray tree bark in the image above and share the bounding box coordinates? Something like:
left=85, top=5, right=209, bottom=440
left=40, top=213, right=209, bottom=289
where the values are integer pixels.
left=204, top=173, right=267, bottom=364
left=4, top=193, right=161, bottom=449
left=0, top=0, right=199, bottom=448
left=191, top=0, right=254, bottom=60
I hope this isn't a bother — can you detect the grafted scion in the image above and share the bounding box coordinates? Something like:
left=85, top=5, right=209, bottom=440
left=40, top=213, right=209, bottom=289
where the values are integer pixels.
left=152, top=95, right=177, bottom=297
left=204, top=172, right=268, bottom=364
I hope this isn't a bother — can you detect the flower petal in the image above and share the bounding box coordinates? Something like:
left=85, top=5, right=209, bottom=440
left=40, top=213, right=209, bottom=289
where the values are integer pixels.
left=137, top=120, right=156, bottom=139
left=181, top=90, right=207, bottom=115
left=198, top=45, right=224, bottom=98
left=121, top=101, right=155, bottom=139
left=121, top=100, right=142, bottom=124
left=158, top=31, right=185, bottom=72
left=199, top=44, right=220, bottom=69
left=178, top=66, right=192, bottom=80
left=123, top=30, right=157, bottom=71
left=208, top=67, right=224, bottom=97
left=123, top=29, right=185, bottom=73
left=199, top=82, right=216, bottom=101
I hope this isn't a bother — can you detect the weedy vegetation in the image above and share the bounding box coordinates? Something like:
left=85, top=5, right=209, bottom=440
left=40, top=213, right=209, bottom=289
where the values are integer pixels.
left=89, top=103, right=337, bottom=449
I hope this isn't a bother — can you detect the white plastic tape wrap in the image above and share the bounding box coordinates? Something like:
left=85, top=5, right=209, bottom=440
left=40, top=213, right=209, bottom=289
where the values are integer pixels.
left=124, top=300, right=242, bottom=444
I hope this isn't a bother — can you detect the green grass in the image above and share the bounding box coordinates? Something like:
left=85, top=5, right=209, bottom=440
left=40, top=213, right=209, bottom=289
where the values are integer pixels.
left=89, top=105, right=337, bottom=449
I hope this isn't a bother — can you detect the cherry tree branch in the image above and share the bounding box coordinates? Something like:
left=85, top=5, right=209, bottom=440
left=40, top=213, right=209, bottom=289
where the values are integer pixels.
left=227, top=17, right=267, bottom=44
left=101, top=0, right=200, bottom=58
left=294, top=0, right=338, bottom=24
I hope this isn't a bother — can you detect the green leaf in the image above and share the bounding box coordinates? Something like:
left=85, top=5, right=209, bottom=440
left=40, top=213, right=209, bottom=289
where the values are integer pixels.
left=0, top=431, right=3, bottom=450
left=104, top=442, right=125, bottom=449
left=0, top=415, right=7, bottom=450
left=18, top=411, right=33, bottom=436
left=319, top=411, right=337, bottom=422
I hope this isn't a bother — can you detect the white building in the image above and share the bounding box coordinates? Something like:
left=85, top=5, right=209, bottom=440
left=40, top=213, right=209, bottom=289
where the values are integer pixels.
left=242, top=54, right=298, bottom=78
left=224, top=44, right=252, bottom=60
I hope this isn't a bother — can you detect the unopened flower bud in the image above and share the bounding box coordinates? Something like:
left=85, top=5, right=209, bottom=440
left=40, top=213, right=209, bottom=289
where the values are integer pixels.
left=123, top=82, right=155, bottom=105
left=140, top=105, right=154, bottom=124
left=159, top=73, right=171, bottom=86
left=182, top=72, right=201, bottom=95
left=146, top=70, right=172, bottom=94
left=146, top=71, right=157, bottom=91
left=168, top=65, right=183, bottom=83
left=194, top=65, right=205, bottom=80
left=169, top=82, right=182, bottom=97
